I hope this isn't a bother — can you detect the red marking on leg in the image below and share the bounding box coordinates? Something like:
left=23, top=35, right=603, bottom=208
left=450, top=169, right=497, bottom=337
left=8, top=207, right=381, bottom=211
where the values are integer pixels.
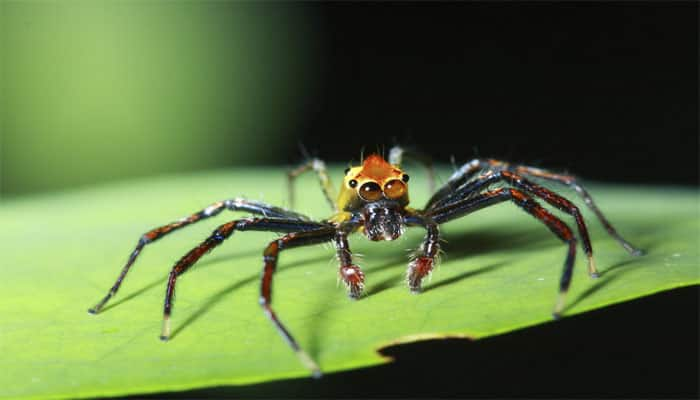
left=407, top=257, right=434, bottom=293
left=339, top=264, right=365, bottom=299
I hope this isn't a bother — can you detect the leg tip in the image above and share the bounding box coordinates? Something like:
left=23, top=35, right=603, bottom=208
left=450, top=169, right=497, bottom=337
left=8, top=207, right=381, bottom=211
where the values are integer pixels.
left=159, top=335, right=169, bottom=342
left=589, top=272, right=600, bottom=279
left=297, top=350, right=322, bottom=378
left=553, top=292, right=567, bottom=319
left=631, top=249, right=646, bottom=257
left=311, top=370, right=323, bottom=379
left=87, top=308, right=98, bottom=315
left=409, top=287, right=422, bottom=295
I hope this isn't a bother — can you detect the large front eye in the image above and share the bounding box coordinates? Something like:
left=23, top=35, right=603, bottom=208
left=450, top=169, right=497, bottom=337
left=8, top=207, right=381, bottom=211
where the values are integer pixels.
left=384, top=179, right=407, bottom=199
left=358, top=181, right=383, bottom=201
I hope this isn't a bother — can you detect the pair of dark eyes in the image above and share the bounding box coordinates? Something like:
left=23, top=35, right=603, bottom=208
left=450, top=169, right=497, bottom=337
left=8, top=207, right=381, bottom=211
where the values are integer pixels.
left=348, top=173, right=409, bottom=188
left=348, top=176, right=409, bottom=201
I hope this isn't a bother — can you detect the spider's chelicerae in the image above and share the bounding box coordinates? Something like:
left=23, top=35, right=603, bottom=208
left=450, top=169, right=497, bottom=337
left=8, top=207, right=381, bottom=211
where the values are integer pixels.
left=89, top=146, right=643, bottom=377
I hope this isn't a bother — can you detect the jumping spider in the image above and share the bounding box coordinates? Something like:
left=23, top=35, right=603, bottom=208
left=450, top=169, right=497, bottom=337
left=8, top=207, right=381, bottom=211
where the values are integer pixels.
left=88, top=146, right=643, bottom=377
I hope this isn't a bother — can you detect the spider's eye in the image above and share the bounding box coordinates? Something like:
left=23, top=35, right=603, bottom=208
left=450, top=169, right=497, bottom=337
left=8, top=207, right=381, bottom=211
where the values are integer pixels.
left=384, top=179, right=407, bottom=199
left=402, top=174, right=410, bottom=182
left=344, top=167, right=351, bottom=175
left=358, top=181, right=383, bottom=201
left=348, top=179, right=358, bottom=188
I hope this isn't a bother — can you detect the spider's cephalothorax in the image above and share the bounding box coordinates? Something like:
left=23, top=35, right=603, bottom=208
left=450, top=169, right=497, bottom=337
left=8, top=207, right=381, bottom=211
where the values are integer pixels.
left=339, top=154, right=410, bottom=241
left=88, top=146, right=644, bottom=378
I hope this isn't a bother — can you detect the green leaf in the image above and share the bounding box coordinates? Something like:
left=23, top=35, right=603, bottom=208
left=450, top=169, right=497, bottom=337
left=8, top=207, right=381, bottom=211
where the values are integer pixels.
left=1, top=168, right=697, bottom=399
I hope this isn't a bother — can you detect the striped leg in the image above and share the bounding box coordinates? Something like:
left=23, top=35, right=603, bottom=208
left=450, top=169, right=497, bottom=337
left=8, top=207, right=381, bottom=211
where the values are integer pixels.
left=497, top=170, right=599, bottom=276
left=425, top=158, right=483, bottom=210
left=428, top=188, right=578, bottom=318
left=426, top=158, right=643, bottom=257
left=88, top=199, right=309, bottom=314
left=509, top=163, right=644, bottom=256
left=159, top=218, right=327, bottom=340
left=432, top=170, right=600, bottom=277
left=259, top=228, right=337, bottom=377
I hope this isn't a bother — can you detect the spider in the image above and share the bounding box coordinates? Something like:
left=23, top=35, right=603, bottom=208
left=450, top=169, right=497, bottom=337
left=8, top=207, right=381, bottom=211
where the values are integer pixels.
left=88, top=146, right=643, bottom=377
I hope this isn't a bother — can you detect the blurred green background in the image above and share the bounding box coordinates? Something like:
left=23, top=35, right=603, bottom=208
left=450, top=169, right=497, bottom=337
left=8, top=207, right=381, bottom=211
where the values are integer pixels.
left=0, top=1, right=315, bottom=197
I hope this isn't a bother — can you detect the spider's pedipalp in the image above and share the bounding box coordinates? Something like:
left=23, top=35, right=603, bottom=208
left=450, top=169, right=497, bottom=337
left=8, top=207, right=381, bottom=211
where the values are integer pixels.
left=333, top=229, right=366, bottom=299
left=403, top=214, right=440, bottom=293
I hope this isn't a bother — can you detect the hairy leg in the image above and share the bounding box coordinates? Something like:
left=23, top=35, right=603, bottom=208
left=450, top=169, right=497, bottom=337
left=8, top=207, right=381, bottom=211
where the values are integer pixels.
left=334, top=231, right=365, bottom=299
left=405, top=215, right=441, bottom=292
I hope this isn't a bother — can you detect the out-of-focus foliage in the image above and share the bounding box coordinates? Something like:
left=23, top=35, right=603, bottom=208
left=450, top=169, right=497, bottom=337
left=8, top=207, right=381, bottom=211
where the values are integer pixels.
left=0, top=1, right=314, bottom=196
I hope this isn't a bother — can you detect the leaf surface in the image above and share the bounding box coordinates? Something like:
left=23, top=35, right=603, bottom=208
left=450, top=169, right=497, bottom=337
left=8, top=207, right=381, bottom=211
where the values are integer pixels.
left=1, top=168, right=697, bottom=399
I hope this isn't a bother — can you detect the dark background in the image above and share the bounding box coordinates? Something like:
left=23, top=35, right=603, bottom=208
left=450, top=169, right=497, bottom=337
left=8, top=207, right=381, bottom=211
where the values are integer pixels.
left=2, top=2, right=696, bottom=196
left=129, top=3, right=698, bottom=399
left=290, top=2, right=697, bottom=185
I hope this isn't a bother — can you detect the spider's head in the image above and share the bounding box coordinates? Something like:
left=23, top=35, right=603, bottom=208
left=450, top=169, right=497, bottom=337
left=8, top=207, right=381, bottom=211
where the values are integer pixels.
left=337, top=154, right=410, bottom=241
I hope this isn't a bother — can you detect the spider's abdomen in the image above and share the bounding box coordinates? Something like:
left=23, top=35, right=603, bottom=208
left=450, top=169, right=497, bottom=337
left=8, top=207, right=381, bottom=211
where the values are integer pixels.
left=362, top=201, right=405, bottom=241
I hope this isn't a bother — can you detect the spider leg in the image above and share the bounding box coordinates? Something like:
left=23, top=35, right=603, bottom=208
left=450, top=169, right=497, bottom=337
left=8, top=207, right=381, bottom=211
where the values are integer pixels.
left=404, top=214, right=440, bottom=292
left=388, top=145, right=436, bottom=193
left=288, top=158, right=337, bottom=211
left=498, top=170, right=599, bottom=276
left=426, top=158, right=644, bottom=257
left=425, top=158, right=483, bottom=210
left=260, top=227, right=338, bottom=378
left=334, top=230, right=365, bottom=299
left=507, top=162, right=644, bottom=256
left=431, top=170, right=604, bottom=277
left=427, top=189, right=577, bottom=318
left=158, top=218, right=328, bottom=340
left=88, top=200, right=312, bottom=314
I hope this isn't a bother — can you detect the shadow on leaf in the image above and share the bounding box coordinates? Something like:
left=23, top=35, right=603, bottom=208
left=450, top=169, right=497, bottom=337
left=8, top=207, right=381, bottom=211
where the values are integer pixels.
left=170, top=255, right=332, bottom=340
